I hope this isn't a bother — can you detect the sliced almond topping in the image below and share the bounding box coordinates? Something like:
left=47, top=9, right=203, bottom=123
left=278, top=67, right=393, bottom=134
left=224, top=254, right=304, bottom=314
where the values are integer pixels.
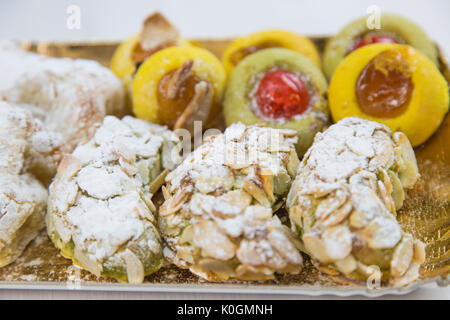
left=57, top=155, right=81, bottom=180
left=316, top=187, right=349, bottom=222
left=162, top=185, right=171, bottom=200
left=335, top=254, right=357, bottom=274
left=149, top=169, right=169, bottom=194
left=303, top=226, right=352, bottom=263
left=179, top=225, right=194, bottom=244
left=211, top=190, right=252, bottom=218
left=413, top=240, right=426, bottom=264
left=391, top=235, right=414, bottom=278
left=197, top=258, right=236, bottom=278
left=255, top=165, right=275, bottom=203
left=320, top=201, right=353, bottom=227
left=361, top=217, right=402, bottom=250
left=243, top=179, right=271, bottom=207
left=173, top=81, right=213, bottom=134
left=267, top=229, right=303, bottom=265
left=377, top=180, right=395, bottom=214
left=73, top=247, right=102, bottom=277
left=193, top=219, right=236, bottom=260
left=133, top=201, right=154, bottom=222
left=388, top=170, right=405, bottom=211
left=236, top=240, right=267, bottom=266
left=139, top=12, right=179, bottom=51
left=369, top=138, right=394, bottom=171
left=285, top=149, right=300, bottom=177
left=235, top=264, right=274, bottom=281
left=123, top=249, right=145, bottom=284
left=159, top=187, right=189, bottom=217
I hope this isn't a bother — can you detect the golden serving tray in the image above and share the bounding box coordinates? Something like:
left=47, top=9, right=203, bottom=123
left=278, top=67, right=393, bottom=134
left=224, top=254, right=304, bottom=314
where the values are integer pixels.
left=0, top=38, right=448, bottom=296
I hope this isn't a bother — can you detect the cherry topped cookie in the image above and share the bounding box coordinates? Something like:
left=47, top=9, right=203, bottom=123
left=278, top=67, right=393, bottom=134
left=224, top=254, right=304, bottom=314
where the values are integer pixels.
left=224, top=48, right=329, bottom=156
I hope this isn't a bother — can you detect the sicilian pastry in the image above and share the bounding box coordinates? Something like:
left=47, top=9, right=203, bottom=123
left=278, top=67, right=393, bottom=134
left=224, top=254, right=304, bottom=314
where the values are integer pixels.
left=222, top=29, right=321, bottom=75
left=287, top=117, right=425, bottom=285
left=224, top=48, right=329, bottom=156
left=46, top=116, right=179, bottom=283
left=159, top=123, right=304, bottom=281
left=328, top=43, right=449, bottom=147
left=0, top=101, right=62, bottom=267
left=132, top=46, right=226, bottom=132
left=323, top=13, right=438, bottom=79
left=0, top=44, right=125, bottom=267
left=0, top=42, right=126, bottom=183
left=110, top=12, right=189, bottom=100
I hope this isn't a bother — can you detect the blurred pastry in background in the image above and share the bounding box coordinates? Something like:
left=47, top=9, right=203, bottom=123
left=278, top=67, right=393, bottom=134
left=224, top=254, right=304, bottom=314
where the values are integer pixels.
left=0, top=42, right=126, bottom=182
left=0, top=42, right=126, bottom=267
left=328, top=43, right=449, bottom=147
left=222, top=29, right=321, bottom=75
left=287, top=117, right=424, bottom=286
left=0, top=101, right=61, bottom=268
left=323, top=13, right=438, bottom=79
left=132, top=46, right=226, bottom=133
left=224, top=48, right=329, bottom=156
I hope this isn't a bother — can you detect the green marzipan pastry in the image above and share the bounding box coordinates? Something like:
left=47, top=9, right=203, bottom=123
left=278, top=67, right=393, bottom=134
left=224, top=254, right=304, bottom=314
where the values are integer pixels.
left=223, top=48, right=330, bottom=157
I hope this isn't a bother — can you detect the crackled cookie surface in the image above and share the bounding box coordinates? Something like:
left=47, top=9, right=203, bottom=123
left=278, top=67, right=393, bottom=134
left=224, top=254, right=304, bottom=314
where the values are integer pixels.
left=287, top=117, right=424, bottom=285
left=159, top=123, right=304, bottom=281
left=0, top=101, right=61, bottom=267
left=47, top=116, right=178, bottom=283
left=0, top=43, right=126, bottom=181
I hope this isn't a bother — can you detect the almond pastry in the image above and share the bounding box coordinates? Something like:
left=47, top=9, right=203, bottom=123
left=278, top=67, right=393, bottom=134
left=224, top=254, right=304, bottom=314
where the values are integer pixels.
left=159, top=123, right=304, bottom=281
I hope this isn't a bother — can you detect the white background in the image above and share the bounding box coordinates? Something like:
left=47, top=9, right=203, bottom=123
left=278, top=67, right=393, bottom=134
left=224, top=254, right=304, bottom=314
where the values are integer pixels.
left=0, top=0, right=449, bottom=56
left=0, top=0, right=448, bottom=300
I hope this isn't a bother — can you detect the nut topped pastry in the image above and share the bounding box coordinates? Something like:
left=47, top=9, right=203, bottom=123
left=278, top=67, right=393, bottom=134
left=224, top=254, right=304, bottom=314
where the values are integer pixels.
left=159, top=123, right=303, bottom=281
left=46, top=116, right=178, bottom=283
left=286, top=117, right=424, bottom=285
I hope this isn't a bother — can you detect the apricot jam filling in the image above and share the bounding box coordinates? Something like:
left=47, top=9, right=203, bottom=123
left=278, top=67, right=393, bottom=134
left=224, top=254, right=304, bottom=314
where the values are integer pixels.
left=356, top=49, right=413, bottom=118
left=230, top=41, right=281, bottom=66
left=156, top=60, right=205, bottom=128
left=253, top=69, right=311, bottom=121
